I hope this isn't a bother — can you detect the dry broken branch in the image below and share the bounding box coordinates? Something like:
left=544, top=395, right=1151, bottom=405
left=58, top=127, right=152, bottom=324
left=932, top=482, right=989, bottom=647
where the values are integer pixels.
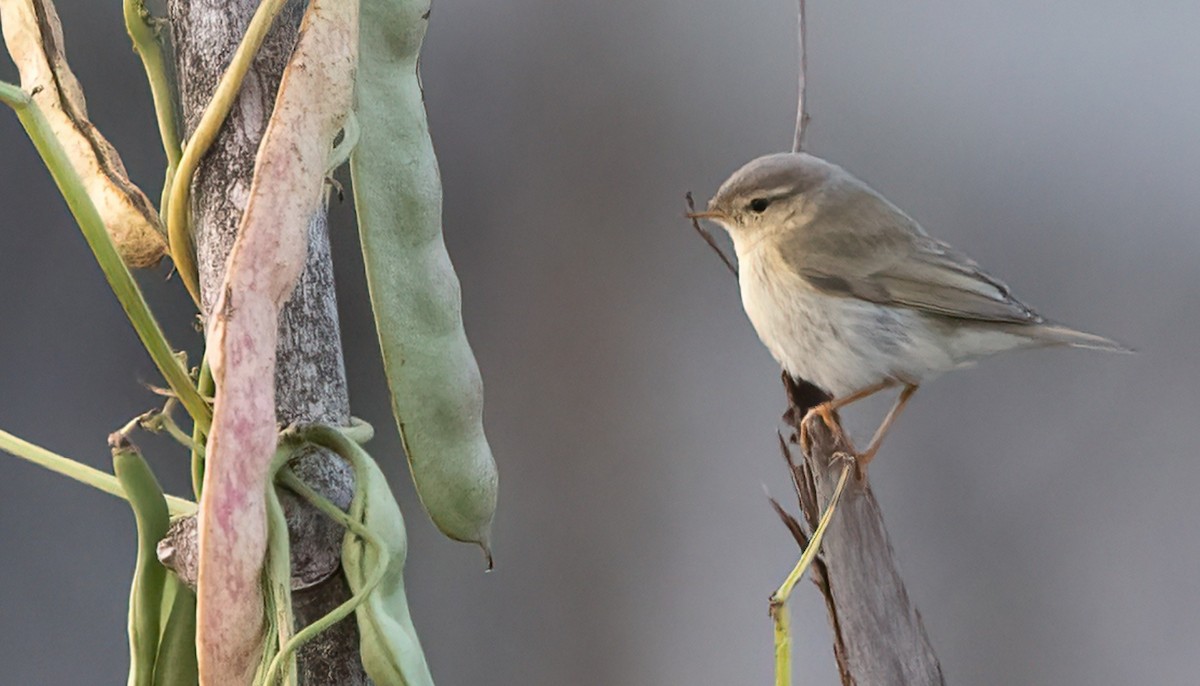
left=776, top=377, right=945, bottom=685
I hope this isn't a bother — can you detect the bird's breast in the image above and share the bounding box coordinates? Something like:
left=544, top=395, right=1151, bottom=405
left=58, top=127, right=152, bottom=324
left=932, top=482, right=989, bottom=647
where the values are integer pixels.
left=735, top=244, right=911, bottom=396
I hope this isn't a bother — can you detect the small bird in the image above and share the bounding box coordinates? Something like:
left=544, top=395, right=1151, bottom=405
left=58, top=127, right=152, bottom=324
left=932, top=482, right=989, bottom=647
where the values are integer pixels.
left=689, top=152, right=1127, bottom=471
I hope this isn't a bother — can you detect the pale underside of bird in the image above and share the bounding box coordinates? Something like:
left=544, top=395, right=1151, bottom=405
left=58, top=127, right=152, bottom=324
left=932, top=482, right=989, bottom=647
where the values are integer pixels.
left=691, top=152, right=1126, bottom=470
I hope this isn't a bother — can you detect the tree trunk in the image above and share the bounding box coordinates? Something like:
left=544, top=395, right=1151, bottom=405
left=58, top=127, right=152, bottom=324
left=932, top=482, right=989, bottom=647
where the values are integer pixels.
left=166, top=1, right=366, bottom=682
left=779, top=375, right=945, bottom=685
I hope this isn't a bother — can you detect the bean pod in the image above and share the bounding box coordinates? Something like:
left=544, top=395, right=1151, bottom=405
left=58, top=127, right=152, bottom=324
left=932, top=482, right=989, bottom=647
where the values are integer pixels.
left=350, top=0, right=499, bottom=555
left=1, top=0, right=165, bottom=267
left=152, top=577, right=198, bottom=686
left=112, top=440, right=170, bottom=686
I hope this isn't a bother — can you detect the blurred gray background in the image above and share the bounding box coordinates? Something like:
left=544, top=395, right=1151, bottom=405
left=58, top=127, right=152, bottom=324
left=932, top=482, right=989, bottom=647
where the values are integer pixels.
left=1, top=0, right=1196, bottom=683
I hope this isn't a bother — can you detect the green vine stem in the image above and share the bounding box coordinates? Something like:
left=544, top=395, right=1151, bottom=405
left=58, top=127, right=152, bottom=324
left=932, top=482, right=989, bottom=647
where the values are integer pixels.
left=263, top=444, right=299, bottom=686
left=0, top=81, right=211, bottom=431
left=291, top=422, right=434, bottom=685
left=164, top=0, right=291, bottom=307
left=151, top=408, right=195, bottom=451
left=190, top=358, right=214, bottom=500
left=138, top=398, right=197, bottom=451
left=0, top=428, right=195, bottom=516
left=123, top=0, right=181, bottom=221
left=251, top=426, right=386, bottom=686
left=769, top=461, right=852, bottom=686
left=265, top=469, right=388, bottom=685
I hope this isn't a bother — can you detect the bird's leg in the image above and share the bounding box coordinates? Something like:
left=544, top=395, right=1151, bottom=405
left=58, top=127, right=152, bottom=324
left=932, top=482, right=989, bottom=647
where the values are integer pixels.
left=854, top=384, right=919, bottom=478
left=802, top=380, right=897, bottom=448
left=825, top=379, right=899, bottom=412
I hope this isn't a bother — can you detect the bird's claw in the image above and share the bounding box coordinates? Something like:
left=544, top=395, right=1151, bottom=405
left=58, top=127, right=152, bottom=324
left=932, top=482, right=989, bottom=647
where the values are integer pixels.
left=815, top=402, right=838, bottom=430
left=802, top=402, right=850, bottom=448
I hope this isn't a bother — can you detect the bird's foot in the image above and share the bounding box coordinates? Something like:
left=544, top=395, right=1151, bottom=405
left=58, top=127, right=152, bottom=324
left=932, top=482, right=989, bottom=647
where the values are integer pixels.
left=800, top=404, right=872, bottom=479
left=801, top=401, right=850, bottom=448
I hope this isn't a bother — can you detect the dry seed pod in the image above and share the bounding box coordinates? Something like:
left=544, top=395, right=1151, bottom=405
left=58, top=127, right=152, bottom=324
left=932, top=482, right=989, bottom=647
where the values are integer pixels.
left=0, top=0, right=165, bottom=267
left=193, top=0, right=357, bottom=682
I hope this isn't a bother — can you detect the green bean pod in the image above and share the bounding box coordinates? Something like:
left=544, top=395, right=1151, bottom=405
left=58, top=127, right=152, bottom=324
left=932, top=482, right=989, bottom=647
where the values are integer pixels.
left=350, top=0, right=498, bottom=554
left=286, top=426, right=433, bottom=685
left=112, top=441, right=170, bottom=686
left=343, top=439, right=434, bottom=686
left=152, top=577, right=198, bottom=686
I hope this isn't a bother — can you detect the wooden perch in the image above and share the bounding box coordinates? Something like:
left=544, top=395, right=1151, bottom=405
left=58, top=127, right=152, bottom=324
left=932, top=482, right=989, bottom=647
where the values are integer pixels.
left=773, top=375, right=945, bottom=685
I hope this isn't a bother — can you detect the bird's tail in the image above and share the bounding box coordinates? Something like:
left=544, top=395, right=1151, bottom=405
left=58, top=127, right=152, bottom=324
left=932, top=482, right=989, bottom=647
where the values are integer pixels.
left=1018, top=323, right=1134, bottom=353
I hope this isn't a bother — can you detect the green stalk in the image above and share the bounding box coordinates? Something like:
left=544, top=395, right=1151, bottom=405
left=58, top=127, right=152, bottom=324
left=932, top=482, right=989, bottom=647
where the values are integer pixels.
left=260, top=443, right=299, bottom=686
left=254, top=430, right=388, bottom=686
left=190, top=358, right=214, bottom=500
left=0, top=82, right=211, bottom=432
left=265, top=469, right=389, bottom=685
left=0, top=428, right=195, bottom=516
left=123, top=0, right=181, bottom=222
left=254, top=425, right=390, bottom=685
left=165, top=0, right=291, bottom=307
left=151, top=408, right=197, bottom=451
left=769, top=462, right=852, bottom=686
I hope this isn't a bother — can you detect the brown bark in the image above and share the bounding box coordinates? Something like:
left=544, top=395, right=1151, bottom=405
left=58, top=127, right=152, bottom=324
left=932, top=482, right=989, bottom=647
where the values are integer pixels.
left=774, top=374, right=945, bottom=685
left=163, top=1, right=365, bottom=682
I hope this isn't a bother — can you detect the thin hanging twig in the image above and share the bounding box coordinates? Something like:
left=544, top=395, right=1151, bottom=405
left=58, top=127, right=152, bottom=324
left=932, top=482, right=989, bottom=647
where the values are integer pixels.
left=684, top=191, right=738, bottom=276
left=793, top=0, right=810, bottom=152
left=770, top=3, right=945, bottom=684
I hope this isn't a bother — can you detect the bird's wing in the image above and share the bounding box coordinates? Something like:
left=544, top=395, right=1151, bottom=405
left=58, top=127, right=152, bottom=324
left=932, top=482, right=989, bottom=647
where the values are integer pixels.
left=781, top=185, right=1043, bottom=325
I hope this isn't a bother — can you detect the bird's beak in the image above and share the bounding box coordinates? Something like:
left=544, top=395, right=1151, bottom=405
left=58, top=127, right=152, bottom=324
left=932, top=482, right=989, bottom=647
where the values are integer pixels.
left=686, top=210, right=729, bottom=221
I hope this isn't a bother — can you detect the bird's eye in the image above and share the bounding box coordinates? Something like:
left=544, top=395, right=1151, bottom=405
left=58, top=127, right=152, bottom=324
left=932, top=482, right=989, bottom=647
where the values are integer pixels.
left=749, top=198, right=771, bottom=213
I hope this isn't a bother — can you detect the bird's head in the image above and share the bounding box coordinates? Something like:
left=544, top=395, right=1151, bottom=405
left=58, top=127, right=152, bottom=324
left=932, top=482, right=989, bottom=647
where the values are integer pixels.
left=688, top=152, right=834, bottom=236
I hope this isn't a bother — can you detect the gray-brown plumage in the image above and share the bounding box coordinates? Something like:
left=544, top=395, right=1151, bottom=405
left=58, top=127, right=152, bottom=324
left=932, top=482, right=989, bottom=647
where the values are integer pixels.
left=691, top=152, right=1126, bottom=466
